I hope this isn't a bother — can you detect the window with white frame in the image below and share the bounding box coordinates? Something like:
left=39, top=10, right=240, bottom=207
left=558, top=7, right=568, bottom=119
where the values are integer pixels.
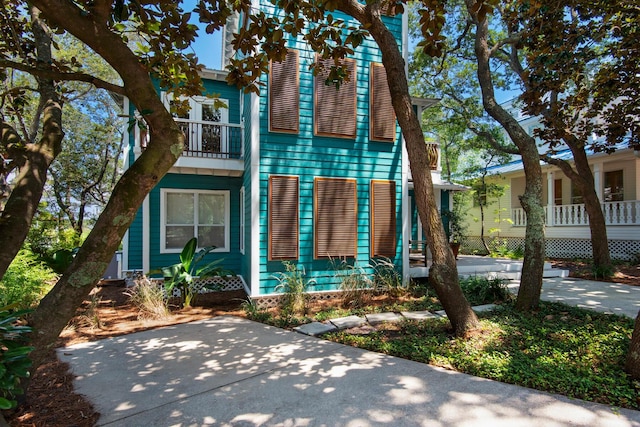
left=239, top=186, right=245, bottom=255
left=161, top=189, right=230, bottom=252
left=162, top=93, right=229, bottom=156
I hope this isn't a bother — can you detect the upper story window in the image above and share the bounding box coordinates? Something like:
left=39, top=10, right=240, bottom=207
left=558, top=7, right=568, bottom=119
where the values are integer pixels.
left=269, top=50, right=300, bottom=133
left=160, top=189, right=230, bottom=253
left=370, top=63, right=396, bottom=142
left=314, top=57, right=357, bottom=139
left=162, top=93, right=229, bottom=157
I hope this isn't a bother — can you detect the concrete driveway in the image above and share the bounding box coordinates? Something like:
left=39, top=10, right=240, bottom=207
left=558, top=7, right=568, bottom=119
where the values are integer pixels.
left=58, top=314, right=640, bottom=427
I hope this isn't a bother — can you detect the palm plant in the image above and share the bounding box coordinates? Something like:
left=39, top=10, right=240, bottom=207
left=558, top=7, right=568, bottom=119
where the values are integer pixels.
left=153, top=237, right=232, bottom=308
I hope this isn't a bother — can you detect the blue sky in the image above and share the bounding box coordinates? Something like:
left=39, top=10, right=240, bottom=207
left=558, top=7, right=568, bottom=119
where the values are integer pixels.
left=184, top=0, right=223, bottom=71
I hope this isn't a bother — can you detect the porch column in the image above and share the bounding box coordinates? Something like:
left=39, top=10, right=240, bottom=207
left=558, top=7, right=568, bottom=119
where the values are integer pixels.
left=547, top=172, right=554, bottom=226
left=593, top=163, right=603, bottom=201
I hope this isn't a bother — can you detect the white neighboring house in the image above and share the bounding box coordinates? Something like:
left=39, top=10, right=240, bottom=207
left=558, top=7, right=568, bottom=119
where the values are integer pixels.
left=462, top=100, right=640, bottom=261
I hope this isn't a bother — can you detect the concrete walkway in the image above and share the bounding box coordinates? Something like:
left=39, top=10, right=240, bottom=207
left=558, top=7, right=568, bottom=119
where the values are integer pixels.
left=58, top=279, right=640, bottom=427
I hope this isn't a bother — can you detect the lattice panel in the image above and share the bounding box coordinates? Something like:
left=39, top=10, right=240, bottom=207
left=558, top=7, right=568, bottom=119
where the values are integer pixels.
left=252, top=290, right=344, bottom=309
left=143, top=275, right=247, bottom=298
left=464, top=236, right=640, bottom=261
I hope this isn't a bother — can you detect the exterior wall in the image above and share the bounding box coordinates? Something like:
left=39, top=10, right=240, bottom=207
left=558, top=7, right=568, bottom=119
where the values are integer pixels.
left=254, top=5, right=404, bottom=295
left=146, top=174, right=244, bottom=273
left=124, top=77, right=244, bottom=275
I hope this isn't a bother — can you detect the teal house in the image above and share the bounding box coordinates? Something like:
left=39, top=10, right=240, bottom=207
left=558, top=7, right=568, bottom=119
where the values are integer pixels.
left=121, top=3, right=457, bottom=302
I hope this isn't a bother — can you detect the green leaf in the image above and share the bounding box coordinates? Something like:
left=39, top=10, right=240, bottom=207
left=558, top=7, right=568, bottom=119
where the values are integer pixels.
left=180, top=238, right=198, bottom=272
left=0, top=397, right=15, bottom=410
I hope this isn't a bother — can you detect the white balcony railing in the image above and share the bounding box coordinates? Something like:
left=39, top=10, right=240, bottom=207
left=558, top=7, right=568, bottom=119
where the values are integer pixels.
left=512, top=200, right=640, bottom=227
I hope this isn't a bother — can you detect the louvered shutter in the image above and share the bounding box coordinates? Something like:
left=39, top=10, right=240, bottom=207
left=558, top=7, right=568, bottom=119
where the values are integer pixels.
left=370, top=63, right=396, bottom=142
left=269, top=50, right=299, bottom=133
left=269, top=175, right=299, bottom=260
left=314, top=57, right=357, bottom=138
left=314, top=177, right=358, bottom=258
left=371, top=180, right=396, bottom=257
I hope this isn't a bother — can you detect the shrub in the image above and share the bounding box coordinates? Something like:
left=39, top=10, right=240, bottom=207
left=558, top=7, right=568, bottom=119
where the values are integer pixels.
left=371, top=257, right=406, bottom=297
left=241, top=299, right=273, bottom=323
left=459, top=275, right=512, bottom=306
left=0, top=248, right=57, bottom=309
left=0, top=306, right=33, bottom=410
left=273, top=261, right=315, bottom=317
left=334, top=260, right=372, bottom=308
left=152, top=237, right=233, bottom=308
left=125, top=277, right=170, bottom=320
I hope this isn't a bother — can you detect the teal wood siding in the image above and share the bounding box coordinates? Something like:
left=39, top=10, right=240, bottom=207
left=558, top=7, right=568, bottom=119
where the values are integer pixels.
left=127, top=207, right=144, bottom=270
left=125, top=77, right=243, bottom=274
left=409, top=189, right=419, bottom=242
left=256, top=3, right=404, bottom=294
left=441, top=190, right=451, bottom=240
left=147, top=174, right=244, bottom=274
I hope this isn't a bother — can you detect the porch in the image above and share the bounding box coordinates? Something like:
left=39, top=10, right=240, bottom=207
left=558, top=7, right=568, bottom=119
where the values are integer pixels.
left=511, top=200, right=640, bottom=227
left=409, top=254, right=569, bottom=279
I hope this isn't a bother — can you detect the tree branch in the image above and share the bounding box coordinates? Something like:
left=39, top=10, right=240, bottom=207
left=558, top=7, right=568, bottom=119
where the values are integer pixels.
left=0, top=59, right=125, bottom=95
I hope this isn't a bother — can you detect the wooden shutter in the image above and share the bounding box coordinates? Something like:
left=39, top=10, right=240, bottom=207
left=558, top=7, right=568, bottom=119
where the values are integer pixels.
left=269, top=50, right=299, bottom=133
left=314, top=177, right=358, bottom=258
left=314, top=57, right=357, bottom=138
left=370, top=63, right=396, bottom=142
left=269, top=175, right=299, bottom=260
left=371, top=180, right=396, bottom=257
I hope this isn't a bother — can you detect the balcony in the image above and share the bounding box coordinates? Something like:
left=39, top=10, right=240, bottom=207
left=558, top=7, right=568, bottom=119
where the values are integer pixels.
left=175, top=119, right=242, bottom=159
left=511, top=200, right=640, bottom=227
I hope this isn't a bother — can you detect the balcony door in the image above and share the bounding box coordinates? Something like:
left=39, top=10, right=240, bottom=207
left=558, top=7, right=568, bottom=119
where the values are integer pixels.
left=164, top=93, right=229, bottom=157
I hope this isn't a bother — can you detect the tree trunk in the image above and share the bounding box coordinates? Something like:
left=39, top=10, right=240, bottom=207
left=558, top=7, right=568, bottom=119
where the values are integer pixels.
left=544, top=139, right=612, bottom=272
left=466, top=0, right=545, bottom=311
left=27, top=0, right=185, bottom=370
left=340, top=1, right=479, bottom=335
left=568, top=143, right=612, bottom=270
left=0, top=8, right=62, bottom=280
left=625, top=310, right=640, bottom=380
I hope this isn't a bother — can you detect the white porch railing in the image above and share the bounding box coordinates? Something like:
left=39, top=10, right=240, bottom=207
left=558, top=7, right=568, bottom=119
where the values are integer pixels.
left=512, top=200, right=640, bottom=227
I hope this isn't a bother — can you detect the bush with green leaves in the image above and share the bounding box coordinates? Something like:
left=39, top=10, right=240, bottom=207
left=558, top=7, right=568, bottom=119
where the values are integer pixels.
left=125, top=277, right=170, bottom=320
left=459, top=275, right=512, bottom=306
left=371, top=257, right=405, bottom=297
left=0, top=247, right=57, bottom=309
left=333, top=260, right=373, bottom=308
left=0, top=306, right=33, bottom=410
left=273, top=261, right=315, bottom=317
left=152, top=237, right=233, bottom=308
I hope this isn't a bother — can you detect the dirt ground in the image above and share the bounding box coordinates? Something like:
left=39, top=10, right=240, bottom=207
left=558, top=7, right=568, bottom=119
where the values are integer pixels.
left=3, top=259, right=639, bottom=426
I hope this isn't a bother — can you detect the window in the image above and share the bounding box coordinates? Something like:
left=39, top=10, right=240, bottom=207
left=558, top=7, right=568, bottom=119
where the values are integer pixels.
left=160, top=189, right=230, bottom=253
left=314, top=177, right=357, bottom=258
left=571, top=183, right=583, bottom=204
left=163, top=93, right=229, bottom=156
left=314, top=57, right=357, bottom=138
left=370, top=63, right=396, bottom=142
left=370, top=180, right=396, bottom=257
left=604, top=170, right=624, bottom=201
left=269, top=50, right=299, bottom=133
left=269, top=176, right=299, bottom=260
left=554, top=179, right=563, bottom=205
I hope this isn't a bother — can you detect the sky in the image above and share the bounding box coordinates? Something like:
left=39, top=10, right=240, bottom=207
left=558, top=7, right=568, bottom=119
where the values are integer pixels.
left=184, top=0, right=224, bottom=71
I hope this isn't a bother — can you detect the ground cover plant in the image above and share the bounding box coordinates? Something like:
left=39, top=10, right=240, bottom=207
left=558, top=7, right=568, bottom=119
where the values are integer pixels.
left=325, top=302, right=640, bottom=410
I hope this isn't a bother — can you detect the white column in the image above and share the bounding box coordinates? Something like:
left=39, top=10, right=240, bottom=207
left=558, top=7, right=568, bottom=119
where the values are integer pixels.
left=547, top=171, right=554, bottom=226
left=593, top=163, right=603, bottom=201
left=142, top=195, right=150, bottom=274
left=250, top=91, right=261, bottom=297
